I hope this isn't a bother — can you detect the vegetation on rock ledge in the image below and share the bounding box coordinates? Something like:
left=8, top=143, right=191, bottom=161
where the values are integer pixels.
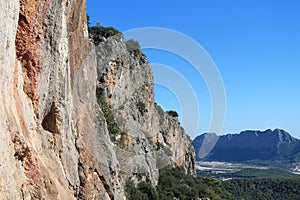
left=126, top=39, right=141, bottom=52
left=166, top=110, right=179, bottom=118
left=89, top=25, right=121, bottom=45
left=97, top=95, right=123, bottom=143
left=86, top=14, right=121, bottom=45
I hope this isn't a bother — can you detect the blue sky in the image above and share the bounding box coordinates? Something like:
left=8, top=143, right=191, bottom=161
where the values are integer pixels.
left=87, top=0, right=300, bottom=138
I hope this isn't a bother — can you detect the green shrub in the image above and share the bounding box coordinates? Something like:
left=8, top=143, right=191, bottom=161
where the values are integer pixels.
left=104, top=26, right=121, bottom=37
left=166, top=110, right=178, bottom=118
left=137, top=181, right=159, bottom=200
left=126, top=39, right=141, bottom=52
left=125, top=180, right=158, bottom=200
left=97, top=95, right=121, bottom=142
left=89, top=26, right=122, bottom=45
left=125, top=180, right=149, bottom=200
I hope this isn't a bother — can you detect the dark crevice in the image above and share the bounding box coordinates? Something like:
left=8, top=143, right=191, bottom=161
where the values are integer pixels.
left=42, top=102, right=59, bottom=134
left=18, top=13, right=28, bottom=25
left=94, top=169, right=114, bottom=200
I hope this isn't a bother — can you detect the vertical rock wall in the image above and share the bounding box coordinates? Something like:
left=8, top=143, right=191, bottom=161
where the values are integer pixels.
left=0, top=0, right=121, bottom=199
left=0, top=1, right=22, bottom=199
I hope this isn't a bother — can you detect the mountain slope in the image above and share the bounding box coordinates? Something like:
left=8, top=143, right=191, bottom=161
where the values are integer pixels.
left=193, top=129, right=300, bottom=165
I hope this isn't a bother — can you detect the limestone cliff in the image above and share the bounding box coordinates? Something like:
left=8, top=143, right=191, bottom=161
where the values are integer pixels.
left=1, top=0, right=120, bottom=199
left=0, top=0, right=194, bottom=199
left=95, top=35, right=195, bottom=185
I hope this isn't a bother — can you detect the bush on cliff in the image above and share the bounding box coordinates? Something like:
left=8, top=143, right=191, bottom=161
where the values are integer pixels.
left=166, top=110, right=178, bottom=118
left=89, top=25, right=121, bottom=45
left=126, top=39, right=141, bottom=52
left=97, top=95, right=122, bottom=142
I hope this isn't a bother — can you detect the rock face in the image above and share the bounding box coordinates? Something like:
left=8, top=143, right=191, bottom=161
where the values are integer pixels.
left=1, top=0, right=120, bottom=199
left=193, top=129, right=300, bottom=163
left=0, top=0, right=195, bottom=199
left=95, top=35, right=195, bottom=184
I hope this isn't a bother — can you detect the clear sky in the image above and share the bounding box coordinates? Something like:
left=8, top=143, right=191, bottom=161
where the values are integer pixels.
left=87, top=0, right=300, bottom=139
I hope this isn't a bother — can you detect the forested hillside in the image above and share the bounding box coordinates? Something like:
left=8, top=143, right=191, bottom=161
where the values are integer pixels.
left=223, top=178, right=300, bottom=200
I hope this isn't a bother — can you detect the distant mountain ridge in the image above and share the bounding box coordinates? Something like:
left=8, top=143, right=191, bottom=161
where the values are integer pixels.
left=193, top=129, right=300, bottom=165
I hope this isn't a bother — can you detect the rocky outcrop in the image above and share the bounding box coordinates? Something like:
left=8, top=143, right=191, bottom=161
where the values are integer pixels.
left=95, top=35, right=195, bottom=185
left=0, top=0, right=195, bottom=199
